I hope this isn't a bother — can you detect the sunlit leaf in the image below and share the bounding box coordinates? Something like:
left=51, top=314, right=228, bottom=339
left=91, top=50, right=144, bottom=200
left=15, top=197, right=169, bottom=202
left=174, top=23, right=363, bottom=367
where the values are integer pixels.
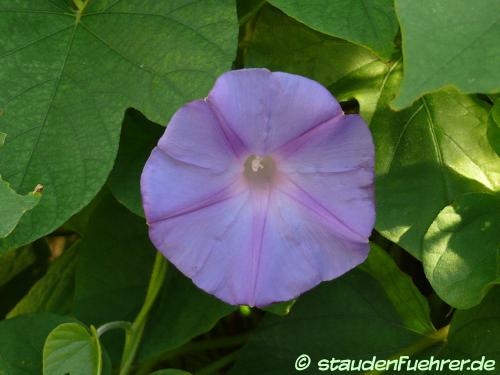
left=423, top=193, right=500, bottom=308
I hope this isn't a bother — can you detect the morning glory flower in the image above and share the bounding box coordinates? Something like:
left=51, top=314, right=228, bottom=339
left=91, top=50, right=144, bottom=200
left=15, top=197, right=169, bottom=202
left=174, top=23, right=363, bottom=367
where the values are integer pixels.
left=141, top=69, right=375, bottom=307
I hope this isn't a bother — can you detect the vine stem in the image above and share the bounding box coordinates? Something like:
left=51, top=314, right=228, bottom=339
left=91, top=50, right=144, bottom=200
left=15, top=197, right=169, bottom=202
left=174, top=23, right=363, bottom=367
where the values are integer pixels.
left=119, top=252, right=168, bottom=375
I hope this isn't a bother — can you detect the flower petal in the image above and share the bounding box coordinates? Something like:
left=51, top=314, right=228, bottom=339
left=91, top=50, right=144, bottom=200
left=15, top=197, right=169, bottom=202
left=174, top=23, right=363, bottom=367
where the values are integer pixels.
left=207, top=69, right=342, bottom=154
left=148, top=184, right=368, bottom=307
left=276, top=114, right=375, bottom=239
left=157, top=100, right=241, bottom=169
left=141, top=147, right=240, bottom=226
left=252, top=190, right=370, bottom=306
left=147, top=189, right=258, bottom=305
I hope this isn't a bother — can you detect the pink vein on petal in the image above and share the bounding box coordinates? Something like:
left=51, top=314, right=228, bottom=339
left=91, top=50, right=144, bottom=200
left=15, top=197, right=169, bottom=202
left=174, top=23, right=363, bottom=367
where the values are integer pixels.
left=272, top=111, right=344, bottom=158
left=248, top=188, right=271, bottom=307
left=148, top=178, right=246, bottom=225
left=205, top=98, right=249, bottom=159
left=278, top=176, right=368, bottom=243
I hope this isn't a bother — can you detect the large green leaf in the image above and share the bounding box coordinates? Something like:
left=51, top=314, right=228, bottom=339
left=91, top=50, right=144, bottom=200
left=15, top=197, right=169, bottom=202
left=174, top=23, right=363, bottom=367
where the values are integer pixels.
left=43, top=322, right=102, bottom=375
left=0, top=313, right=74, bottom=374
left=372, top=63, right=500, bottom=259
left=0, top=0, right=238, bottom=252
left=423, top=193, right=500, bottom=309
left=229, top=270, right=425, bottom=374
left=393, top=0, right=500, bottom=109
left=267, top=0, right=398, bottom=59
left=244, top=4, right=377, bottom=89
left=74, top=192, right=156, bottom=362
left=361, top=243, right=435, bottom=334
left=108, top=109, right=163, bottom=217
left=74, top=193, right=234, bottom=363
left=7, top=242, right=79, bottom=318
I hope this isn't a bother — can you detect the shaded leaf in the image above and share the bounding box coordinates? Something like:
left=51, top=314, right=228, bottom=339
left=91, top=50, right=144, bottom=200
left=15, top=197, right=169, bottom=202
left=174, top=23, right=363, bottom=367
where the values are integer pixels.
left=393, top=0, right=500, bottom=108
left=361, top=243, right=435, bottom=334
left=8, top=242, right=79, bottom=317
left=150, top=370, right=191, bottom=375
left=0, top=313, right=74, bottom=374
left=229, top=270, right=425, bottom=374
left=420, top=287, right=500, bottom=374
left=0, top=244, right=36, bottom=287
left=108, top=109, right=163, bottom=217
left=138, top=267, right=235, bottom=362
left=267, top=0, right=398, bottom=59
left=245, top=5, right=377, bottom=89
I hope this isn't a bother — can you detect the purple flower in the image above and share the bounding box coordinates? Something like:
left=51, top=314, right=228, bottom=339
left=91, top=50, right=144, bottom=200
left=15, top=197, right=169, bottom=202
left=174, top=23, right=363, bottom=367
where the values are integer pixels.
left=141, top=69, right=375, bottom=307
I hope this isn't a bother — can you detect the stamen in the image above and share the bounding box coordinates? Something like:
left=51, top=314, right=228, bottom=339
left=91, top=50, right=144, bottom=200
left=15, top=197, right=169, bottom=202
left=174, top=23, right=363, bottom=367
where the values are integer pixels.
left=251, top=156, right=264, bottom=172
left=243, top=155, right=277, bottom=188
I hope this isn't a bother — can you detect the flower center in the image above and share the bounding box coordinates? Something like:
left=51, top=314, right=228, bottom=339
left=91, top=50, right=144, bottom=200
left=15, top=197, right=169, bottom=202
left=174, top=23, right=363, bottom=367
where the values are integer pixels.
left=244, top=155, right=277, bottom=188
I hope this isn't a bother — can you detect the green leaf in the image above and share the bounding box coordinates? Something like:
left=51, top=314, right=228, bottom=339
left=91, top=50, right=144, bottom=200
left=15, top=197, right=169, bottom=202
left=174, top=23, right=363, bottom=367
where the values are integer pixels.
left=74, top=192, right=156, bottom=361
left=0, top=177, right=39, bottom=238
left=43, top=322, right=102, bottom=375
left=429, top=287, right=500, bottom=371
left=244, top=4, right=377, bottom=89
left=423, top=192, right=500, bottom=309
left=74, top=193, right=234, bottom=363
left=488, top=100, right=500, bottom=156
left=7, top=242, right=79, bottom=318
left=0, top=131, right=39, bottom=238
left=137, top=268, right=235, bottom=362
left=361, top=243, right=435, bottom=334
left=261, top=300, right=295, bottom=316
left=267, top=0, right=398, bottom=59
left=0, top=244, right=36, bottom=287
left=108, top=109, right=163, bottom=217
left=372, top=63, right=500, bottom=259
left=229, top=270, right=425, bottom=374
left=0, top=313, right=74, bottom=374
left=0, top=0, right=238, bottom=252
left=332, top=59, right=395, bottom=124
left=393, top=0, right=500, bottom=109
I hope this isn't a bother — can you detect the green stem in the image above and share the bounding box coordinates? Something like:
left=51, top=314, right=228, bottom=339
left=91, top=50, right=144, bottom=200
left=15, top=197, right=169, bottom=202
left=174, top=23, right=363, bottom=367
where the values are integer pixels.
left=194, top=351, right=239, bottom=375
left=90, top=326, right=103, bottom=375
left=135, top=333, right=250, bottom=375
left=364, top=324, right=450, bottom=375
left=238, top=0, right=267, bottom=26
left=119, top=252, right=168, bottom=375
left=96, top=321, right=131, bottom=338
